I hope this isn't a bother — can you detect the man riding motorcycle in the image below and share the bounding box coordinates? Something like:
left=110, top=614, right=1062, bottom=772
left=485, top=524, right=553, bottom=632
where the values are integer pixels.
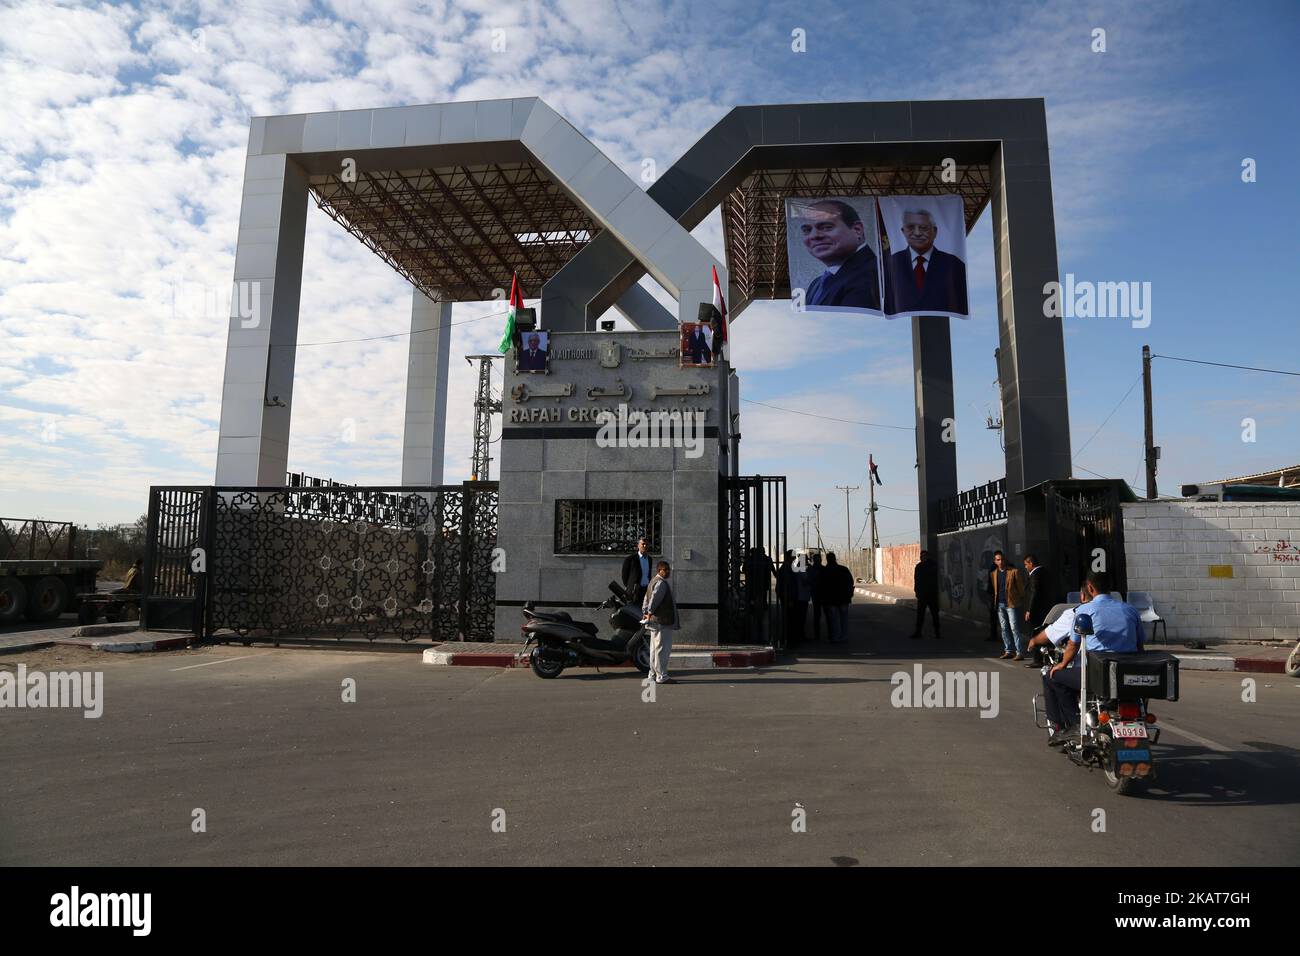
left=1040, top=571, right=1141, bottom=747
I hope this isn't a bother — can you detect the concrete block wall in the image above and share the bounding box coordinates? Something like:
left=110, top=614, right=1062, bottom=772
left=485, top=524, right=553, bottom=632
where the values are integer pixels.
left=1122, top=501, right=1300, bottom=643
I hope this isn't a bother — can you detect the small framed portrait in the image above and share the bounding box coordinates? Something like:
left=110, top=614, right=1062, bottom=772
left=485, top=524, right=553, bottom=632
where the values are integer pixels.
left=515, top=329, right=550, bottom=374
left=679, top=320, right=716, bottom=368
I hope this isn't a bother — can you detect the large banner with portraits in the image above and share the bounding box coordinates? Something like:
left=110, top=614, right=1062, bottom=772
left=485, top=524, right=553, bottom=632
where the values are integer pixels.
left=877, top=194, right=969, bottom=319
left=785, top=197, right=883, bottom=315
left=783, top=194, right=970, bottom=320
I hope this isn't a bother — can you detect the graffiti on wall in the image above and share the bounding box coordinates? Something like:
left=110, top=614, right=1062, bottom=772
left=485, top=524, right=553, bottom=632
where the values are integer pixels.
left=936, top=522, right=1007, bottom=622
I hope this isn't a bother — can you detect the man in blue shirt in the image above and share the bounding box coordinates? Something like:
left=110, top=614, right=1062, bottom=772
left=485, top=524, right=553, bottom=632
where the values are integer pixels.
left=1042, top=571, right=1141, bottom=746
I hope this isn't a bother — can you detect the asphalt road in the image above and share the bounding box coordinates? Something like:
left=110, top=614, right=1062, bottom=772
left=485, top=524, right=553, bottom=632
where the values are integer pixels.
left=2, top=596, right=1297, bottom=866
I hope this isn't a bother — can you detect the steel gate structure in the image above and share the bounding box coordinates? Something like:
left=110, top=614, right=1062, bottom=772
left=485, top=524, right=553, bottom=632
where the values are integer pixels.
left=1042, top=480, right=1130, bottom=601
left=720, top=475, right=787, bottom=648
left=142, top=482, right=498, bottom=643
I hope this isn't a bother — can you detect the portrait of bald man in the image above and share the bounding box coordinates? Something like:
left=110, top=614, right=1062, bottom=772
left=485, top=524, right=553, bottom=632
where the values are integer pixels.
left=789, top=198, right=882, bottom=313
left=882, top=202, right=970, bottom=317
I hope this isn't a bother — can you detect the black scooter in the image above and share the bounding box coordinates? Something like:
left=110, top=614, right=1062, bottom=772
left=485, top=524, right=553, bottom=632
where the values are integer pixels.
left=519, top=581, right=651, bottom=679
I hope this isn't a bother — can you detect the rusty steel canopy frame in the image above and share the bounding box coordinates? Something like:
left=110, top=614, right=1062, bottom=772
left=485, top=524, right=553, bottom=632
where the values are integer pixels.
left=309, top=162, right=599, bottom=302
left=721, top=162, right=992, bottom=305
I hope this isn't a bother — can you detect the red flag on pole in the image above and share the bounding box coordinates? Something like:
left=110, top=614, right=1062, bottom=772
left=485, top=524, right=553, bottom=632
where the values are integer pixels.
left=869, top=455, right=883, bottom=486
left=711, top=264, right=728, bottom=360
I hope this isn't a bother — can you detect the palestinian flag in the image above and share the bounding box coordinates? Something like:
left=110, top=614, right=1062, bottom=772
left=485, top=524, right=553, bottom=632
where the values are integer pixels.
left=869, top=454, right=883, bottom=486
left=711, top=264, right=729, bottom=360
left=497, top=273, right=525, bottom=354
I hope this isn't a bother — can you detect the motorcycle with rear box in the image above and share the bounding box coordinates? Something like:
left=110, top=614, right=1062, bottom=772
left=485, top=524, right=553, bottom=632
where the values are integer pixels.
left=1033, top=613, right=1180, bottom=795
left=519, top=582, right=652, bottom=679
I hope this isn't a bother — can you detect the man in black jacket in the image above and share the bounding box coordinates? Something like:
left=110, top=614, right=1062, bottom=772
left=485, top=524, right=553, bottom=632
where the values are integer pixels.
left=796, top=199, right=882, bottom=311
left=1022, top=554, right=1054, bottom=666
left=910, top=549, right=941, bottom=639
left=621, top=537, right=653, bottom=605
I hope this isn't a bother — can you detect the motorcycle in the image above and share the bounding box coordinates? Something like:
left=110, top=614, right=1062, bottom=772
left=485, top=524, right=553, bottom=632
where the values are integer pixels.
left=1032, top=612, right=1180, bottom=795
left=519, top=581, right=652, bottom=679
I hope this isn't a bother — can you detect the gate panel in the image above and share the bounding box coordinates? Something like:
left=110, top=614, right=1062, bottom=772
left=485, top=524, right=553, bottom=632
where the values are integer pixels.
left=720, top=475, right=786, bottom=647
left=142, top=487, right=209, bottom=633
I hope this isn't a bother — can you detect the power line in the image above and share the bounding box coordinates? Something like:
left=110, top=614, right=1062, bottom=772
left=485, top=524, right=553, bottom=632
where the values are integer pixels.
left=741, top=398, right=914, bottom=431
left=1152, top=354, right=1300, bottom=378
left=1073, top=371, right=1142, bottom=460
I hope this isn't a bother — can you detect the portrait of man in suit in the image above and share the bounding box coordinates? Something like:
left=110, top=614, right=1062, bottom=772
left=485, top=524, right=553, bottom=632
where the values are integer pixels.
left=880, top=199, right=970, bottom=318
left=787, top=198, right=882, bottom=314
left=516, top=331, right=549, bottom=373
left=679, top=319, right=714, bottom=367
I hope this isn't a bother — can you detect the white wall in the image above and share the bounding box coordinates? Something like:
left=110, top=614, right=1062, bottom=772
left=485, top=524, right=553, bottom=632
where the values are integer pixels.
left=1122, top=501, right=1300, bottom=643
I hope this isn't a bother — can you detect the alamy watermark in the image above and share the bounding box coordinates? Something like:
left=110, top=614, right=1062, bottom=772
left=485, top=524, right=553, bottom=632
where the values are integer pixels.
left=595, top=404, right=705, bottom=459
left=0, top=665, right=103, bottom=718
left=1043, top=274, right=1151, bottom=328
left=890, top=664, right=999, bottom=718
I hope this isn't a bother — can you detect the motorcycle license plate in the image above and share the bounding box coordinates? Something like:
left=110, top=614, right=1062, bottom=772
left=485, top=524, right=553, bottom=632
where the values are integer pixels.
left=1111, top=721, right=1148, bottom=740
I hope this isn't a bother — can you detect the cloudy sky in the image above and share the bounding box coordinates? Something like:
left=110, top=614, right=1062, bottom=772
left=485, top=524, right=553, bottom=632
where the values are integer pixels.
left=2, top=0, right=1298, bottom=551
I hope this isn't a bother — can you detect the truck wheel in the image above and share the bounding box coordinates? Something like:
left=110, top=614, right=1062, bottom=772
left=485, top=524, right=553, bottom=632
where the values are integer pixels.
left=26, top=576, right=70, bottom=622
left=0, top=579, right=26, bottom=625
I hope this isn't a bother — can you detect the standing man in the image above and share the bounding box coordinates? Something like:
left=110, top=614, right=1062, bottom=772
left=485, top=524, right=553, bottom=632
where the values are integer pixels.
left=824, top=552, right=854, bottom=644
left=910, top=549, right=941, bottom=640
left=990, top=550, right=1026, bottom=660
left=621, top=537, right=653, bottom=605
left=642, top=561, right=678, bottom=684
left=809, top=552, right=827, bottom=641
left=1022, top=553, right=1053, bottom=636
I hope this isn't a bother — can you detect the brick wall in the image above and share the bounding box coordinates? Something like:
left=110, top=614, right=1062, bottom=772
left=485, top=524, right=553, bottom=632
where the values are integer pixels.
left=1122, top=501, right=1300, bottom=643
left=879, top=543, right=921, bottom=588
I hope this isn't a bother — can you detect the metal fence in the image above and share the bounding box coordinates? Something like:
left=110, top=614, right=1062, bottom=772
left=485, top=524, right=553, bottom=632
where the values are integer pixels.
left=0, top=518, right=76, bottom=561
left=142, top=482, right=499, bottom=643
left=938, top=479, right=1007, bottom=533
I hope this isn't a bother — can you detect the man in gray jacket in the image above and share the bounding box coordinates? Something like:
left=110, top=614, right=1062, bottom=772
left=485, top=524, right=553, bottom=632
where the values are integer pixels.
left=641, top=561, right=678, bottom=684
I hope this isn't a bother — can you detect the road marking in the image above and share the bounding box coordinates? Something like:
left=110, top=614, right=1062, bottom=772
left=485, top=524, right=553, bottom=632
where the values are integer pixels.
left=170, top=654, right=262, bottom=672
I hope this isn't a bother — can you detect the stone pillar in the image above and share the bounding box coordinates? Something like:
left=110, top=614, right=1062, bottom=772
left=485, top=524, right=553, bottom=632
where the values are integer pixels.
left=912, top=316, right=959, bottom=555
left=401, top=290, right=454, bottom=486
left=991, top=128, right=1071, bottom=560
left=215, top=152, right=309, bottom=485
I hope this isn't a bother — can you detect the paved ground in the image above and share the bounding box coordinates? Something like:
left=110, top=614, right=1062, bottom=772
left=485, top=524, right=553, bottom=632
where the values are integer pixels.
left=2, top=595, right=1297, bottom=866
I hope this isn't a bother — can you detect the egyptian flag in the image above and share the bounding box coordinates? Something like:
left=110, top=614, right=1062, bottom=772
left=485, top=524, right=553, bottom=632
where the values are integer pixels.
left=496, top=273, right=525, bottom=355
left=869, top=455, right=883, bottom=486
left=711, top=264, right=729, bottom=361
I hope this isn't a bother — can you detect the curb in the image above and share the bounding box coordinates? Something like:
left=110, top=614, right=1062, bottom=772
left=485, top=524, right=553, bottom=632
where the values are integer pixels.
left=422, top=647, right=775, bottom=669
left=85, top=636, right=190, bottom=653
left=854, top=586, right=909, bottom=605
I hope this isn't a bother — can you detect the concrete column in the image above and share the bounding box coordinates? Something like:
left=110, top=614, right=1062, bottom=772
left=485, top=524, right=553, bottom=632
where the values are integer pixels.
left=991, top=132, right=1071, bottom=559
left=215, top=152, right=309, bottom=485
left=912, top=316, right=959, bottom=555
left=401, top=290, right=454, bottom=485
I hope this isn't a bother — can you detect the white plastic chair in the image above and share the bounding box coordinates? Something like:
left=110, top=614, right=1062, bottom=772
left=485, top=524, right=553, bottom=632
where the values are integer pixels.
left=1127, top=591, right=1167, bottom=644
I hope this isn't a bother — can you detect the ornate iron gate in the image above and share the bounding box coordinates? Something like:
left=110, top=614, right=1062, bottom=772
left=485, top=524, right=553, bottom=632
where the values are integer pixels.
left=142, top=487, right=210, bottom=634
left=1044, top=481, right=1129, bottom=599
left=143, top=482, right=498, bottom=643
left=720, top=475, right=787, bottom=647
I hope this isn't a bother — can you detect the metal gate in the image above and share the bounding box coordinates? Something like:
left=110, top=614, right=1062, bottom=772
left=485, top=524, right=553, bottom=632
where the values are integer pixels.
left=720, top=475, right=787, bottom=647
left=1044, top=480, right=1129, bottom=599
left=141, top=487, right=210, bottom=634
left=142, top=482, right=498, bottom=643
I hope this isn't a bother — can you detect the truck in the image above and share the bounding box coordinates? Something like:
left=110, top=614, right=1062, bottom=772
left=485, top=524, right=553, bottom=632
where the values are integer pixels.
left=0, top=518, right=103, bottom=625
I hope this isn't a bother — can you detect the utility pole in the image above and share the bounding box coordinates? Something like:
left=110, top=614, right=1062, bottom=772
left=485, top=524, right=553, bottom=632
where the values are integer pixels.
left=1142, top=345, right=1158, bottom=499
left=800, top=515, right=810, bottom=549
left=813, top=503, right=823, bottom=551
left=835, top=485, right=859, bottom=556
left=466, top=355, right=502, bottom=481
left=866, top=454, right=880, bottom=581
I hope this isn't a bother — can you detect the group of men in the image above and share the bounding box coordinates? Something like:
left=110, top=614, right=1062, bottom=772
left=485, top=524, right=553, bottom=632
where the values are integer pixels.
left=911, top=548, right=1144, bottom=745
left=773, top=550, right=856, bottom=644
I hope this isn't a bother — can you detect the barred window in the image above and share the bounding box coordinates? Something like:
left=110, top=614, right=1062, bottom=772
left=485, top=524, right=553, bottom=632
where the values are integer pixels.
left=554, top=500, right=662, bottom=555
